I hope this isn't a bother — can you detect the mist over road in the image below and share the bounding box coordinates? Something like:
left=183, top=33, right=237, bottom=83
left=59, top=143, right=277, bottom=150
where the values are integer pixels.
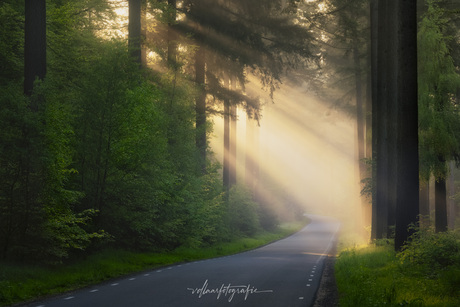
left=30, top=215, right=340, bottom=307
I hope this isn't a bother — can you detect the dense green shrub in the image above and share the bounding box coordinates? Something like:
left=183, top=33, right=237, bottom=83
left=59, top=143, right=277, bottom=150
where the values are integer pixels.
left=398, top=228, right=460, bottom=278
left=227, top=185, right=260, bottom=237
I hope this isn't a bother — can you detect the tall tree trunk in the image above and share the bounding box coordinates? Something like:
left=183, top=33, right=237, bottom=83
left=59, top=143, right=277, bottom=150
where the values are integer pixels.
left=435, top=176, right=447, bottom=232
left=387, top=0, right=398, bottom=237
left=374, top=0, right=389, bottom=240
left=448, top=161, right=455, bottom=229
left=435, top=156, right=448, bottom=232
left=245, top=115, right=255, bottom=193
left=395, top=0, right=419, bottom=251
left=370, top=0, right=379, bottom=240
left=419, top=180, right=430, bottom=228
left=195, top=45, right=206, bottom=173
left=167, top=0, right=177, bottom=67
left=354, top=38, right=365, bottom=186
left=129, top=0, right=142, bottom=65
left=229, top=78, right=237, bottom=187
left=24, top=0, right=46, bottom=99
left=223, top=78, right=230, bottom=191
left=141, top=0, right=147, bottom=67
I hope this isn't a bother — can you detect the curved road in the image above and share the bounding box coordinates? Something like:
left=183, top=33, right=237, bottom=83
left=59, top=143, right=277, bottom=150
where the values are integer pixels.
left=29, top=215, right=340, bottom=307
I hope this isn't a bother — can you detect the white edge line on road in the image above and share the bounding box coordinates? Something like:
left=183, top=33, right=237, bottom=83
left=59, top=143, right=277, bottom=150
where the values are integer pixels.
left=315, top=223, right=340, bottom=264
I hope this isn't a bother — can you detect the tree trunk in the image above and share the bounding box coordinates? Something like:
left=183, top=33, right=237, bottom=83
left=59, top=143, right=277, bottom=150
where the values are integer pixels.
left=129, top=0, right=142, bottom=65
left=24, top=0, right=46, bottom=98
left=195, top=45, right=207, bottom=173
left=354, top=38, right=365, bottom=186
left=435, top=176, right=447, bottom=232
left=374, top=0, right=389, bottom=240
left=370, top=0, right=379, bottom=240
left=448, top=161, right=455, bottom=229
left=141, top=0, right=147, bottom=67
left=395, top=0, right=419, bottom=251
left=435, top=156, right=448, bottom=232
left=223, top=78, right=230, bottom=191
left=386, top=0, right=399, bottom=237
left=167, top=0, right=177, bottom=67
left=419, top=180, right=430, bottom=228
left=229, top=78, right=237, bottom=187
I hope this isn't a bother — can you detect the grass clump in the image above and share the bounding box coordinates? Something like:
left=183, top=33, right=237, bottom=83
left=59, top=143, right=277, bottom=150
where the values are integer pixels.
left=0, top=220, right=306, bottom=307
left=335, top=229, right=460, bottom=306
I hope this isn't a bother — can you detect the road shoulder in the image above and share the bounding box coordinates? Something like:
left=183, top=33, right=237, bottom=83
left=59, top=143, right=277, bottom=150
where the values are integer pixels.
left=312, top=255, right=339, bottom=307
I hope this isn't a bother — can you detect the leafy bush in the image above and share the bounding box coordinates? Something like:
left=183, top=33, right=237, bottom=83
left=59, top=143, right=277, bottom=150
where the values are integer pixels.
left=398, top=227, right=460, bottom=278
left=227, top=185, right=260, bottom=237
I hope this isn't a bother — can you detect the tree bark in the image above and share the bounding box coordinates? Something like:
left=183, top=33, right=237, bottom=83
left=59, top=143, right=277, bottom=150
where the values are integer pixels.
left=370, top=0, right=379, bottom=240
left=195, top=45, right=207, bottom=173
left=354, top=38, right=365, bottom=186
left=435, top=177, right=448, bottom=232
left=129, top=0, right=142, bottom=65
left=419, top=180, right=430, bottom=228
left=24, top=0, right=46, bottom=98
left=141, top=0, right=147, bottom=67
left=374, top=0, right=389, bottom=240
left=387, top=0, right=399, bottom=236
left=395, top=0, right=419, bottom=251
left=448, top=161, right=455, bottom=230
left=435, top=163, right=448, bottom=232
left=229, top=78, right=237, bottom=187
left=223, top=77, right=230, bottom=191
left=167, top=0, right=177, bottom=67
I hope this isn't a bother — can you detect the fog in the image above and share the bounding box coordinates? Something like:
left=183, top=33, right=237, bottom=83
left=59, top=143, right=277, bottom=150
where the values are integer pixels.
left=210, top=80, right=366, bottom=240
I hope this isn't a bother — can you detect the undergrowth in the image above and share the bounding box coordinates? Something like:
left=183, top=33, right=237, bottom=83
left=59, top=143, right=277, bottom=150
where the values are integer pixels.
left=335, top=229, right=460, bottom=306
left=0, top=221, right=305, bottom=307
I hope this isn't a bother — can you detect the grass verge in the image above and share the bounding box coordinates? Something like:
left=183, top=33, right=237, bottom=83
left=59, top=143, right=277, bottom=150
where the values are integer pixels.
left=0, top=221, right=306, bottom=307
left=335, top=240, right=460, bottom=306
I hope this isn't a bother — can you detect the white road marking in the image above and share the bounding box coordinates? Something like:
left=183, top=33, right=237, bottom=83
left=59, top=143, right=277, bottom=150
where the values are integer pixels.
left=129, top=278, right=136, bottom=281
left=64, top=296, right=74, bottom=300
left=111, top=283, right=119, bottom=286
left=307, top=284, right=311, bottom=287
left=90, top=289, right=99, bottom=293
left=156, top=270, right=162, bottom=273
left=299, top=297, right=305, bottom=299
left=144, top=273, right=150, bottom=276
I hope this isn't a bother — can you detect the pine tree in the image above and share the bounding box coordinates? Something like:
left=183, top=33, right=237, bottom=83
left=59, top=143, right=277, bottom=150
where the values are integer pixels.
left=418, top=0, right=460, bottom=233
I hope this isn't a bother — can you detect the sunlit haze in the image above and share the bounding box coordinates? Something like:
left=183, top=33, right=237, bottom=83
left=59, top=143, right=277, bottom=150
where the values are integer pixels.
left=210, top=80, right=364, bottom=237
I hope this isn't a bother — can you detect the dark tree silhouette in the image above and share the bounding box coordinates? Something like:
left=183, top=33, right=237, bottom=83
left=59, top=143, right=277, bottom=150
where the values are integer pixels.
left=24, top=0, right=46, bottom=98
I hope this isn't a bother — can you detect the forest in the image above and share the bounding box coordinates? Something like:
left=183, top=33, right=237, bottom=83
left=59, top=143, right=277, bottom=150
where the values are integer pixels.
left=1, top=0, right=460, bottom=292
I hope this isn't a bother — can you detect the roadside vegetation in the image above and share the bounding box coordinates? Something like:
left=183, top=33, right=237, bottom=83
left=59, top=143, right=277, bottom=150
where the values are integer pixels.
left=0, top=219, right=306, bottom=307
left=335, top=227, right=460, bottom=306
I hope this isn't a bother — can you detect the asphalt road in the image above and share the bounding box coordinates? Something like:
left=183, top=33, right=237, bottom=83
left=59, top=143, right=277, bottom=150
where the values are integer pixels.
left=29, top=215, right=340, bottom=307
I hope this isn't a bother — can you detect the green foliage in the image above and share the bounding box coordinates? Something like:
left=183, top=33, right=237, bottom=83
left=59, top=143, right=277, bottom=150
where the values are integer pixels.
left=227, top=185, right=261, bottom=237
left=418, top=0, right=460, bottom=181
left=398, top=227, right=460, bottom=278
left=0, top=3, right=23, bottom=84
left=0, top=223, right=305, bottom=307
left=0, top=0, right=291, bottom=265
left=336, top=242, right=460, bottom=306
